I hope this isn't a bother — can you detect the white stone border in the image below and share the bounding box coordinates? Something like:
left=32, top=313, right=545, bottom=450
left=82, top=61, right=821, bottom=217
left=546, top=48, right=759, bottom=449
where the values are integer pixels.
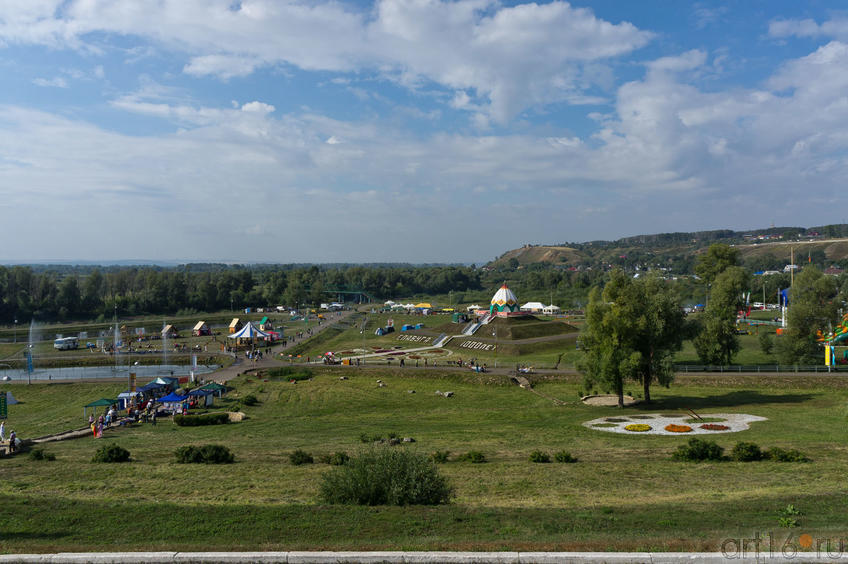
left=583, top=413, right=767, bottom=435
left=0, top=552, right=845, bottom=563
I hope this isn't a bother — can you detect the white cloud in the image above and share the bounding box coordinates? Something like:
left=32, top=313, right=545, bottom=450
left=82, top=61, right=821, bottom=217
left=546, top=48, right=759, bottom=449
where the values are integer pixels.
left=32, top=76, right=68, bottom=88
left=0, top=0, right=652, bottom=123
left=769, top=17, right=848, bottom=40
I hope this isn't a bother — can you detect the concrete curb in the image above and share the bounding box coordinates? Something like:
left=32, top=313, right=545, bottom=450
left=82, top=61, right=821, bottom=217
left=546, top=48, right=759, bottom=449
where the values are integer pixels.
left=2, top=552, right=848, bottom=563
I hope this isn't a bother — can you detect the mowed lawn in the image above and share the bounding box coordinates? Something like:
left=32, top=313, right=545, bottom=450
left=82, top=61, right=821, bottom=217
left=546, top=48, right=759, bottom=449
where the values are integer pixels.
left=1, top=369, right=847, bottom=552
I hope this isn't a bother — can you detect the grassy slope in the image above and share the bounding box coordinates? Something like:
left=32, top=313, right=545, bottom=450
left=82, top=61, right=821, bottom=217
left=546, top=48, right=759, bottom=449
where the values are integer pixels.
left=2, top=370, right=847, bottom=552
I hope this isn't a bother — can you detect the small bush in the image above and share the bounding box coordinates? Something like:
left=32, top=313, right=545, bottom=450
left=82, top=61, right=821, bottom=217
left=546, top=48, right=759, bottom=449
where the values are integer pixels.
left=319, top=447, right=453, bottom=506
left=228, top=404, right=242, bottom=413
left=431, top=450, right=450, bottom=464
left=767, top=447, right=810, bottom=463
left=672, top=438, right=724, bottom=462
left=555, top=451, right=577, bottom=463
left=529, top=450, right=551, bottom=463
left=758, top=331, right=774, bottom=354
left=29, top=448, right=55, bottom=461
left=359, top=433, right=371, bottom=443
left=267, top=366, right=312, bottom=381
left=242, top=394, right=259, bottom=406
left=289, top=449, right=314, bottom=465
left=731, top=441, right=764, bottom=462
left=174, top=413, right=230, bottom=427
left=175, top=444, right=235, bottom=464
left=328, top=451, right=350, bottom=466
left=457, top=451, right=487, bottom=463
left=778, top=504, right=801, bottom=528
left=92, top=443, right=131, bottom=463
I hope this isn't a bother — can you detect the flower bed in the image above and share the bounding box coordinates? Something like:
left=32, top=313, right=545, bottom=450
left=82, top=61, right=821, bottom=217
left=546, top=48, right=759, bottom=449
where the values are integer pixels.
left=625, top=424, right=651, bottom=432
left=700, top=423, right=730, bottom=431
left=664, top=424, right=693, bottom=433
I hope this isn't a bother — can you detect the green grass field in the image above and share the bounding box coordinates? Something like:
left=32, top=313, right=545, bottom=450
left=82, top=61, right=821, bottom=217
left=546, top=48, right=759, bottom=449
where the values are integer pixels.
left=2, top=369, right=847, bottom=552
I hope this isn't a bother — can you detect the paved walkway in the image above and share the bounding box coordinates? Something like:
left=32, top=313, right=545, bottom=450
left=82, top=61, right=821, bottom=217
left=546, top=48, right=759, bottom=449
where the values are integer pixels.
left=0, top=551, right=838, bottom=563
left=210, top=310, right=354, bottom=383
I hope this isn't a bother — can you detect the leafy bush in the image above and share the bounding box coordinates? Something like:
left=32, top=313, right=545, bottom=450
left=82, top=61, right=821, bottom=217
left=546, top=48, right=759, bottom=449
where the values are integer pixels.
left=175, top=444, right=235, bottom=464
left=92, top=443, right=131, bottom=463
left=267, top=366, right=313, bottom=381
left=29, top=448, right=55, bottom=461
left=359, top=433, right=371, bottom=443
left=671, top=438, right=725, bottom=462
left=529, top=450, right=551, bottom=463
left=457, top=451, right=487, bottom=463
left=731, top=441, right=764, bottom=462
left=555, top=451, right=577, bottom=463
left=289, top=449, right=314, bottom=465
left=319, top=447, right=454, bottom=506
left=758, top=331, right=774, bottom=354
left=242, top=394, right=259, bottom=406
left=174, top=413, right=229, bottom=427
left=431, top=450, right=450, bottom=464
left=778, top=504, right=801, bottom=528
left=228, top=404, right=242, bottom=413
left=328, top=451, right=350, bottom=466
left=767, top=447, right=810, bottom=463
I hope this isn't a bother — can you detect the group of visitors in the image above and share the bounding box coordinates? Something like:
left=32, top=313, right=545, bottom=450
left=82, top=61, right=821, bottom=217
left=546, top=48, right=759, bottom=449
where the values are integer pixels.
left=0, top=420, right=18, bottom=453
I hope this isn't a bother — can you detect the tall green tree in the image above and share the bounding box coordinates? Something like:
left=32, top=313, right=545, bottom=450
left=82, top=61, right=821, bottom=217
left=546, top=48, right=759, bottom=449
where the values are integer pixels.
left=775, top=267, right=839, bottom=364
left=695, top=243, right=740, bottom=286
left=693, top=266, right=750, bottom=365
left=579, top=271, right=685, bottom=406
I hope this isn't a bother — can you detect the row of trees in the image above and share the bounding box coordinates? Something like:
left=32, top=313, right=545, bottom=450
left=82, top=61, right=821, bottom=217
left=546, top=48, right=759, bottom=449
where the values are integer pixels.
left=0, top=265, right=483, bottom=323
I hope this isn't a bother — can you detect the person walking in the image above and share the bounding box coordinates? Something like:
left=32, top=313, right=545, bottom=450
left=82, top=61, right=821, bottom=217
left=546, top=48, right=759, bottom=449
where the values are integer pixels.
left=0, top=420, right=5, bottom=442
left=8, top=430, right=15, bottom=453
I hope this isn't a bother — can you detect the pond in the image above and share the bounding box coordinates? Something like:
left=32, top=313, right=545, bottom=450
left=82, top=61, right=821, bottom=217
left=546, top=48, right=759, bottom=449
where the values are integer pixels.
left=0, top=363, right=220, bottom=382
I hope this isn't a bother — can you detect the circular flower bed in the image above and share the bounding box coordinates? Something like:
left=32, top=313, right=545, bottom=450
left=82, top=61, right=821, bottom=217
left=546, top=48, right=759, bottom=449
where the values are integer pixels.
left=700, top=423, right=730, bottom=431
left=625, top=424, right=651, bottom=432
left=664, top=424, right=693, bottom=433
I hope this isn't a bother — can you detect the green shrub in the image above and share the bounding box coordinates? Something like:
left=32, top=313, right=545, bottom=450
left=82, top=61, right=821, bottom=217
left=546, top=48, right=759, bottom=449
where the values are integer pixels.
left=767, top=447, right=810, bottom=463
left=359, top=433, right=370, bottom=443
left=758, top=331, right=774, bottom=354
left=555, top=451, right=577, bottom=463
left=672, top=438, right=724, bottom=462
left=228, top=404, right=242, bottom=413
left=529, top=450, right=551, bottom=463
left=319, top=447, right=454, bottom=506
left=92, top=443, right=131, bottom=463
left=242, top=394, right=259, bottom=406
left=731, top=442, right=764, bottom=462
left=174, top=413, right=229, bottom=427
left=289, top=449, right=314, bottom=465
left=457, top=451, right=487, bottom=463
left=175, top=444, right=235, bottom=464
left=431, top=450, right=450, bottom=464
left=267, top=366, right=313, bottom=381
left=328, top=451, right=350, bottom=466
left=29, top=448, right=55, bottom=461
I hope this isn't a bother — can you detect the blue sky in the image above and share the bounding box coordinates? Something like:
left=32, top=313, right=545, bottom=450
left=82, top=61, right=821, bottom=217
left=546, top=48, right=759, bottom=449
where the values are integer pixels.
left=2, top=1, right=848, bottom=264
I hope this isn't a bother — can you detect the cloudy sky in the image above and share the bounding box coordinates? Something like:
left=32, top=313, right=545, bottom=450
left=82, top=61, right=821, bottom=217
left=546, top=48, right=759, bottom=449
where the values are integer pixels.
left=2, top=1, right=847, bottom=264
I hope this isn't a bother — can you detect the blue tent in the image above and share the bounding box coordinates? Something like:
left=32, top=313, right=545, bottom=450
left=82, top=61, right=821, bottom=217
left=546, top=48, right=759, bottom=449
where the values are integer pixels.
left=159, top=392, right=185, bottom=403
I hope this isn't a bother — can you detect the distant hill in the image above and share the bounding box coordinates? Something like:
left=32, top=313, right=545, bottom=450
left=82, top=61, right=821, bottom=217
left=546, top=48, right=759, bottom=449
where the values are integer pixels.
left=489, top=224, right=848, bottom=272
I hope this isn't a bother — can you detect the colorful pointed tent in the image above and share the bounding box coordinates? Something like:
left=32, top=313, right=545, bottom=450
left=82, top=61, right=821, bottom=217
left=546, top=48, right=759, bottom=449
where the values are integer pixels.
left=227, top=321, right=270, bottom=340
left=490, top=283, right=520, bottom=315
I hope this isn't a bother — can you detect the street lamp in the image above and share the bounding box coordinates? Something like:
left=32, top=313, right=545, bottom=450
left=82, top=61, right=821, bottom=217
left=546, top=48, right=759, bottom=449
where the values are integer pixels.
left=13, top=318, right=17, bottom=344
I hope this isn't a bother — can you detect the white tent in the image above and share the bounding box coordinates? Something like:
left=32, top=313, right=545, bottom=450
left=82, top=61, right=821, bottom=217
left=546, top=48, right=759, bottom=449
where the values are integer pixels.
left=5, top=391, right=18, bottom=404
left=466, top=304, right=482, bottom=311
left=542, top=304, right=562, bottom=315
left=227, top=321, right=271, bottom=340
left=521, top=302, right=545, bottom=312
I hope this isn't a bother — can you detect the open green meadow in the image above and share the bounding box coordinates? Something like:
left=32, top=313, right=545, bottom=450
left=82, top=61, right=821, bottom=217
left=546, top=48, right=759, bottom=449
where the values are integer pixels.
left=2, top=369, right=847, bottom=552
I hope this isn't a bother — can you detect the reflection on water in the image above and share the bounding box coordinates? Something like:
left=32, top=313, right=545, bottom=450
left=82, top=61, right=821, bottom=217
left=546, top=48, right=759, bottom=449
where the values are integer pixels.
left=0, top=364, right=219, bottom=381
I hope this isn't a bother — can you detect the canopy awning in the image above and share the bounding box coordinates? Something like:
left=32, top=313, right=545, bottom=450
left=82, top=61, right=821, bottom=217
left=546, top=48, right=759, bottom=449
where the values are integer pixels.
left=158, top=392, right=186, bottom=403
left=85, top=398, right=117, bottom=408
